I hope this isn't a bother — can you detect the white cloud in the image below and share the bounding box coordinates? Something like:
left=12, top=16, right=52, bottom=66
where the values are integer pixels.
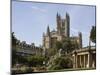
left=71, top=27, right=78, bottom=33
left=71, top=27, right=88, bottom=35
left=32, top=6, right=47, bottom=13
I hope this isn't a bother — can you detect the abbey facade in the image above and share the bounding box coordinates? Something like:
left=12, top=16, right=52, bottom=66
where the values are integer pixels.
left=42, top=13, right=82, bottom=49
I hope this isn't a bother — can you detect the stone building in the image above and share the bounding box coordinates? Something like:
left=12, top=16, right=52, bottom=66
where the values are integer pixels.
left=72, top=46, right=96, bottom=69
left=42, top=13, right=82, bottom=49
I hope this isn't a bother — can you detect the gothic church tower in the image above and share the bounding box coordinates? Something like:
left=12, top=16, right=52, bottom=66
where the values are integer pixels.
left=56, top=12, right=70, bottom=38
left=57, top=13, right=62, bottom=35
left=65, top=12, right=70, bottom=37
left=44, top=26, right=51, bottom=49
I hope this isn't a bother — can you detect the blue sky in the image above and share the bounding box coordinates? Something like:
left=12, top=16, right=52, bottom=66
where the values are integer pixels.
left=12, top=1, right=96, bottom=47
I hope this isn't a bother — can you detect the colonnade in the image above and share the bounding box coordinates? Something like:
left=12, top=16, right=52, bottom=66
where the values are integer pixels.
left=73, top=51, right=96, bottom=69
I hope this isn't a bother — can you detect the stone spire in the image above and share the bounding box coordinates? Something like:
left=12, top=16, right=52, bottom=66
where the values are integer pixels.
left=56, top=12, right=61, bottom=20
left=66, top=12, right=69, bottom=19
left=57, top=12, right=59, bottom=17
left=47, top=25, right=50, bottom=36
left=56, top=12, right=61, bottom=35
left=43, top=32, right=45, bottom=37
left=78, top=32, right=82, bottom=48
left=42, top=32, right=45, bottom=47
left=65, top=12, right=70, bottom=37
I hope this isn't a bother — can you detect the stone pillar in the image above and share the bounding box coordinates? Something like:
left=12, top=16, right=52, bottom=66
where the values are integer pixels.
left=73, top=51, right=77, bottom=68
left=75, top=55, right=78, bottom=68
left=88, top=54, right=90, bottom=68
left=80, top=55, right=82, bottom=68
left=73, top=54, right=75, bottom=68
left=84, top=55, right=86, bottom=68
left=88, top=53, right=92, bottom=68
left=73, top=54, right=76, bottom=68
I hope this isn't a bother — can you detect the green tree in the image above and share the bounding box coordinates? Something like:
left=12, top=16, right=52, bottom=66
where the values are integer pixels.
left=47, top=48, right=57, bottom=57
left=90, top=26, right=96, bottom=43
left=12, top=32, right=18, bottom=66
left=62, top=38, right=76, bottom=53
left=52, top=38, right=77, bottom=53
left=54, top=41, right=62, bottom=50
left=12, top=32, right=17, bottom=46
left=54, top=57, right=73, bottom=68
left=49, top=57, right=73, bottom=70
left=27, top=55, right=45, bottom=67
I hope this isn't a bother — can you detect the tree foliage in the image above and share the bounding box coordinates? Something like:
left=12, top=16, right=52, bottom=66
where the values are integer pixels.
left=90, top=26, right=96, bottom=43
left=54, top=41, right=62, bottom=50
left=12, top=32, right=17, bottom=46
left=49, top=57, right=73, bottom=70
left=47, top=48, right=57, bottom=57
left=27, top=55, right=45, bottom=67
left=54, top=38, right=77, bottom=53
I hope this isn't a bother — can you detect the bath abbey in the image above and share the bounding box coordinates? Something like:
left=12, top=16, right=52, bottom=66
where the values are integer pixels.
left=43, top=13, right=82, bottom=49
left=12, top=12, right=96, bottom=74
left=42, top=13, right=96, bottom=69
